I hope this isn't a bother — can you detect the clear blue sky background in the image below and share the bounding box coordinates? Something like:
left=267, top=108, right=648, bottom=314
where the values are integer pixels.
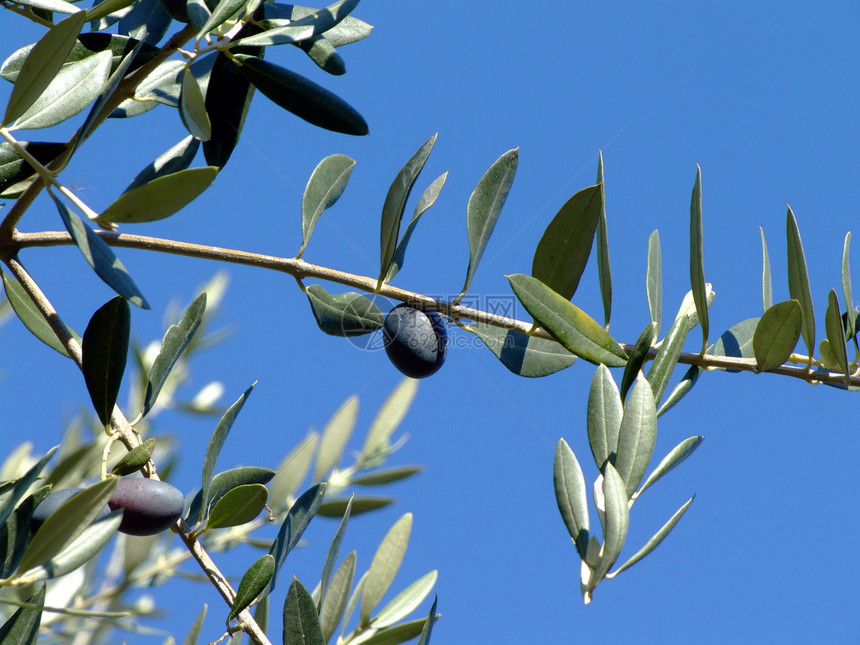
left=2, top=2, right=860, bottom=643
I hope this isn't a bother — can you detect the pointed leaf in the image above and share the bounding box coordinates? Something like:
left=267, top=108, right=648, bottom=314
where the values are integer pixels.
left=318, top=497, right=393, bottom=518
left=825, top=289, right=850, bottom=377
left=320, top=551, right=355, bottom=643
left=198, top=0, right=247, bottom=35
left=620, top=322, right=657, bottom=403
left=553, top=439, right=590, bottom=558
left=786, top=205, right=815, bottom=360
left=298, top=154, right=356, bottom=258
left=181, top=605, right=208, bottom=645
left=236, top=56, right=367, bottom=135
left=199, top=383, right=255, bottom=524
left=17, top=477, right=117, bottom=574
left=843, top=232, right=855, bottom=342
left=230, top=554, right=274, bottom=620
left=110, top=437, right=156, bottom=475
left=305, top=284, right=384, bottom=336
left=186, top=466, right=275, bottom=523
left=614, top=375, right=657, bottom=498
left=82, top=296, right=130, bottom=426
left=0, top=141, right=68, bottom=194
left=646, top=230, right=662, bottom=336
left=591, top=462, right=628, bottom=586
left=179, top=68, right=211, bottom=141
left=459, top=148, right=519, bottom=298
left=646, top=314, right=689, bottom=405
left=319, top=496, right=352, bottom=613
left=361, top=513, right=412, bottom=622
left=586, top=366, right=622, bottom=471
left=53, top=195, right=149, bottom=308
left=373, top=570, right=437, bottom=629
left=314, top=395, right=358, bottom=482
left=608, top=495, right=694, bottom=578
left=205, top=483, right=268, bottom=530
left=761, top=226, right=773, bottom=312
left=98, top=166, right=218, bottom=224
left=712, top=317, right=759, bottom=371
left=124, top=136, right=200, bottom=193
left=3, top=12, right=87, bottom=126
left=532, top=184, right=602, bottom=300
left=507, top=273, right=627, bottom=367
left=386, top=171, right=448, bottom=282
left=350, top=466, right=424, bottom=487
left=299, top=35, right=346, bottom=75
left=0, top=447, right=57, bottom=528
left=636, top=436, right=703, bottom=498
left=467, top=322, right=577, bottom=377
left=596, top=152, right=612, bottom=328
left=264, top=483, right=327, bottom=599
left=203, top=48, right=258, bottom=168
left=357, top=378, right=417, bottom=469
left=143, top=291, right=206, bottom=417
left=283, top=578, right=325, bottom=645
left=0, top=583, right=45, bottom=645
left=377, top=134, right=437, bottom=287
left=689, top=165, right=709, bottom=352
left=237, top=0, right=361, bottom=47
left=753, top=300, right=802, bottom=372
left=656, top=364, right=702, bottom=417
left=1, top=269, right=77, bottom=357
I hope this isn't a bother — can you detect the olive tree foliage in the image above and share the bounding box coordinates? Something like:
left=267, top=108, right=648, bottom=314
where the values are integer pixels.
left=0, top=0, right=857, bottom=643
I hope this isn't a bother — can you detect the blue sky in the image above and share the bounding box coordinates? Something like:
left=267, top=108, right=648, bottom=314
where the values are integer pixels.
left=2, top=2, right=860, bottom=643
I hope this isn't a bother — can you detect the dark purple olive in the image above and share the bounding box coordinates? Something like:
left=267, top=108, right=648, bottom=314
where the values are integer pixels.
left=383, top=304, right=448, bottom=378
left=108, top=478, right=185, bottom=536
left=30, top=488, right=110, bottom=532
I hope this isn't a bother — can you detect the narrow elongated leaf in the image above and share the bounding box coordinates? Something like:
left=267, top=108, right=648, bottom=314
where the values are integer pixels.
left=386, top=172, right=448, bottom=282
left=467, top=322, right=577, bottom=378
left=0, top=141, right=67, bottom=194
left=591, top=463, right=628, bottom=586
left=357, top=617, right=435, bottom=645
left=350, top=466, right=423, bottom=487
left=786, top=206, right=815, bottom=361
left=3, top=12, right=88, bottom=126
left=761, top=226, right=773, bottom=312
left=646, top=230, right=662, bottom=336
left=689, top=165, right=709, bottom=352
left=357, top=378, right=417, bottom=469
left=198, top=0, right=247, bottom=35
left=199, top=383, right=256, bottom=524
left=17, top=477, right=117, bottom=574
left=320, top=551, right=355, bottom=643
left=237, top=0, right=360, bottom=47
left=843, top=232, right=855, bottom=342
left=283, top=578, right=325, bottom=645
left=16, top=0, right=79, bottom=13
left=377, top=134, right=437, bottom=288
left=264, top=483, right=327, bottom=599
left=620, top=322, right=657, bottom=403
left=596, top=152, right=612, bottom=328
left=586, top=366, right=622, bottom=471
left=507, top=273, right=627, bottom=367
left=319, top=496, right=352, bottom=613
left=674, top=285, right=715, bottom=331
left=110, top=437, right=156, bottom=475
left=1, top=269, right=77, bottom=357
left=459, top=148, right=519, bottom=298
left=229, top=554, right=275, bottom=620
left=0, top=583, right=45, bottom=645
left=143, top=292, right=206, bottom=418
left=14, top=51, right=112, bottom=130
left=825, top=289, right=849, bottom=377
left=712, top=317, right=759, bottom=371
left=318, top=497, right=393, bottom=517
left=532, top=184, right=602, bottom=300
left=258, top=3, right=371, bottom=47
left=753, top=300, right=802, bottom=372
left=646, top=314, right=689, bottom=405
left=656, top=364, right=702, bottom=417
left=205, top=483, right=268, bottom=529
left=179, top=68, right=211, bottom=141
left=124, top=136, right=200, bottom=193
left=416, top=597, right=437, bottom=645
left=613, top=375, right=657, bottom=499
left=268, top=432, right=318, bottom=510
left=0, top=447, right=57, bottom=528
left=182, top=605, right=208, bottom=645
left=299, top=154, right=356, bottom=258
left=315, top=396, right=358, bottom=481
left=298, top=35, right=345, bottom=75
left=53, top=195, right=150, bottom=308
left=236, top=56, right=368, bottom=135
left=306, top=284, right=384, bottom=336
left=203, top=47, right=258, bottom=168
left=82, top=296, right=130, bottom=426
left=553, top=439, right=590, bottom=558
left=1, top=487, right=50, bottom=578
left=373, top=570, right=437, bottom=629
left=98, top=166, right=218, bottom=224
left=635, top=436, right=703, bottom=498
left=609, top=495, right=695, bottom=579
left=361, top=513, right=412, bottom=622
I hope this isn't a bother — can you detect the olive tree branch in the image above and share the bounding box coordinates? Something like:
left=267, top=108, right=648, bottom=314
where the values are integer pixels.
left=10, top=229, right=859, bottom=389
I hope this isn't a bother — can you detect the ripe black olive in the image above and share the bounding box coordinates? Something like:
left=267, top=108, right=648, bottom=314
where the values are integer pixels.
left=108, top=478, right=185, bottom=536
left=383, top=304, right=447, bottom=378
